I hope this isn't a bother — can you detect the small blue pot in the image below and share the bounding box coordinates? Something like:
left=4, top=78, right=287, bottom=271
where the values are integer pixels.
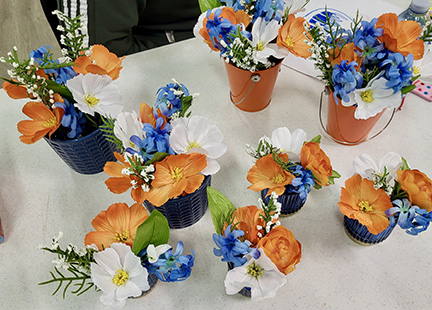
left=44, top=128, right=116, bottom=174
left=261, top=188, right=306, bottom=216
left=143, top=175, right=211, bottom=229
left=344, top=216, right=394, bottom=245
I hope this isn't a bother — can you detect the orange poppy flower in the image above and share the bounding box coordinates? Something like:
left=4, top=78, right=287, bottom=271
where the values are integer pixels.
left=330, top=42, right=363, bottom=67
left=258, top=225, right=302, bottom=275
left=84, top=202, right=149, bottom=251
left=300, top=142, right=333, bottom=186
left=146, top=153, right=207, bottom=206
left=277, top=14, right=312, bottom=59
left=104, top=152, right=148, bottom=203
left=225, top=205, right=265, bottom=247
left=376, top=13, right=424, bottom=60
left=397, top=169, right=432, bottom=212
left=338, top=174, right=393, bottom=235
left=17, top=101, right=64, bottom=144
left=247, top=154, right=295, bottom=196
left=199, top=7, right=251, bottom=51
left=74, top=44, right=125, bottom=80
left=3, top=81, right=29, bottom=99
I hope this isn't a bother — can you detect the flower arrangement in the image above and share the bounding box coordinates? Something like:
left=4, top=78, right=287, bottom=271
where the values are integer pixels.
left=246, top=127, right=340, bottom=214
left=207, top=187, right=301, bottom=300
left=339, top=152, right=432, bottom=243
left=194, top=0, right=311, bottom=72
left=1, top=11, right=124, bottom=143
left=102, top=80, right=227, bottom=207
left=39, top=203, right=194, bottom=309
left=305, top=11, right=432, bottom=119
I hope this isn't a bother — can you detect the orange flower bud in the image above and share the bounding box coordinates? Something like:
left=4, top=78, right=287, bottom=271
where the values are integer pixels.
left=300, top=142, right=333, bottom=186
left=397, top=169, right=432, bottom=212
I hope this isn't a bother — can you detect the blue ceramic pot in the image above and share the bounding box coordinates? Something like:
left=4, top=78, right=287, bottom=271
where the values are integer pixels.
left=143, top=175, right=211, bottom=229
left=44, top=128, right=116, bottom=174
left=344, top=216, right=394, bottom=245
left=261, top=188, right=306, bottom=216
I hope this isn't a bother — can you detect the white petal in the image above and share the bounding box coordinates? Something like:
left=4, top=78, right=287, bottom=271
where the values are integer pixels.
left=100, top=291, right=126, bottom=309
left=290, top=128, right=307, bottom=155
left=130, top=271, right=150, bottom=292
left=93, top=247, right=122, bottom=276
left=116, top=280, right=142, bottom=300
left=224, top=267, right=252, bottom=295
left=90, top=263, right=117, bottom=294
left=271, top=127, right=292, bottom=152
left=111, top=243, right=132, bottom=266
left=353, top=153, right=378, bottom=179
left=123, top=252, right=145, bottom=278
left=200, top=158, right=220, bottom=175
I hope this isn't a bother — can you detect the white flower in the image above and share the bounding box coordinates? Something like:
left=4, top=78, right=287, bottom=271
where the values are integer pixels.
left=269, top=127, right=307, bottom=161
left=146, top=244, right=172, bottom=264
left=251, top=18, right=288, bottom=64
left=169, top=115, right=227, bottom=175
left=283, top=0, right=308, bottom=15
left=353, top=152, right=402, bottom=191
left=113, top=111, right=144, bottom=150
left=91, top=243, right=149, bottom=309
left=66, top=73, right=123, bottom=118
left=224, top=249, right=287, bottom=301
left=347, top=77, right=401, bottom=120
left=413, top=48, right=432, bottom=83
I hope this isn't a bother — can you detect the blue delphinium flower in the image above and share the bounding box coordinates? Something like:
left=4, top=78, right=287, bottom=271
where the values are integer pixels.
left=332, top=60, right=363, bottom=102
left=213, top=225, right=253, bottom=267
left=151, top=241, right=195, bottom=282
left=54, top=99, right=86, bottom=139
left=126, top=118, right=174, bottom=160
left=205, top=8, right=237, bottom=53
left=380, top=52, right=414, bottom=93
left=155, top=82, right=189, bottom=117
left=353, top=19, right=384, bottom=65
left=254, top=0, right=284, bottom=22
left=386, top=198, right=432, bottom=235
left=287, top=165, right=315, bottom=200
left=30, top=46, right=76, bottom=84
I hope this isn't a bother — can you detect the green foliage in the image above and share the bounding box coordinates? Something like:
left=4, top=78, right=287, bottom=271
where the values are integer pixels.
left=310, top=135, right=321, bottom=144
left=38, top=267, right=95, bottom=298
left=99, top=116, right=124, bottom=151
left=132, top=210, right=170, bottom=255
left=207, top=187, right=237, bottom=235
left=400, top=157, right=410, bottom=170
left=198, top=0, right=222, bottom=13
left=146, top=152, right=170, bottom=165
left=178, top=95, right=193, bottom=118
left=420, top=21, right=432, bottom=43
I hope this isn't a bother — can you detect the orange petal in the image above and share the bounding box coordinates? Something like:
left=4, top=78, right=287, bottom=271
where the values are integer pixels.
left=85, top=64, right=109, bottom=76
left=104, top=161, right=126, bottom=177
left=105, top=177, right=132, bottom=194
left=22, top=101, right=54, bottom=121
left=3, top=81, right=28, bottom=99
left=131, top=186, right=147, bottom=204
left=73, top=56, right=92, bottom=74
left=183, top=174, right=205, bottom=194
left=84, top=231, right=117, bottom=251
left=146, top=184, right=172, bottom=207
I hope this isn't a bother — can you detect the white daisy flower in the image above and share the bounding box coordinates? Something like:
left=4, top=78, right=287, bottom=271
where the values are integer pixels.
left=66, top=73, right=123, bottom=118
left=113, top=110, right=144, bottom=150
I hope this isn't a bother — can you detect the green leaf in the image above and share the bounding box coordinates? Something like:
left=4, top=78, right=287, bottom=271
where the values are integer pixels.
left=207, top=187, right=236, bottom=235
left=401, top=84, right=416, bottom=95
left=132, top=210, right=170, bottom=255
left=45, top=79, right=74, bottom=102
left=400, top=157, right=410, bottom=170
left=310, top=135, right=322, bottom=143
left=198, top=0, right=222, bottom=13
left=146, top=152, right=169, bottom=165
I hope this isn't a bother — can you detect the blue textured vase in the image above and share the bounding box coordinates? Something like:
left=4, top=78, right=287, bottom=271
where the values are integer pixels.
left=261, top=188, right=306, bottom=216
left=344, top=216, right=394, bottom=245
left=143, top=175, right=211, bottom=229
left=44, top=128, right=116, bottom=174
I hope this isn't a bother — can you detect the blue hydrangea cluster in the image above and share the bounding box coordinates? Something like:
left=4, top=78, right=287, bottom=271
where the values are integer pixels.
left=332, top=60, right=363, bottom=102
left=30, top=46, right=76, bottom=84
left=149, top=241, right=195, bottom=282
left=126, top=118, right=174, bottom=161
left=213, top=225, right=256, bottom=267
left=254, top=0, right=285, bottom=22
left=54, top=99, right=87, bottom=139
left=204, top=8, right=238, bottom=54
left=386, top=198, right=432, bottom=236
left=286, top=165, right=315, bottom=200
left=380, top=53, right=414, bottom=93
left=155, top=82, right=190, bottom=117
left=353, top=19, right=385, bottom=65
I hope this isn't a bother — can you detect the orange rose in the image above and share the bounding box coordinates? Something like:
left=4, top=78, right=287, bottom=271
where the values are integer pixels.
left=258, top=226, right=301, bottom=275
left=397, top=169, right=432, bottom=212
left=300, top=142, right=333, bottom=186
left=225, top=205, right=265, bottom=247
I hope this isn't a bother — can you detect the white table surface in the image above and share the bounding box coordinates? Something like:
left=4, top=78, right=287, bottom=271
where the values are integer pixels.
left=2, top=1, right=432, bottom=309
